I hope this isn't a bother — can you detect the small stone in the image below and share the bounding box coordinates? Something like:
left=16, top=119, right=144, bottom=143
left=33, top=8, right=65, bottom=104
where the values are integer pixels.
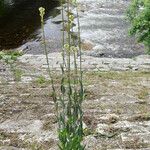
left=81, top=40, right=94, bottom=51
left=82, top=135, right=97, bottom=150
left=107, top=114, right=119, bottom=124
left=21, top=76, right=33, bottom=83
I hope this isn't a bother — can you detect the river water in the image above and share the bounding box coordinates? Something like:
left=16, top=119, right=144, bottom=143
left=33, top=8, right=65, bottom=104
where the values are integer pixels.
left=0, top=0, right=62, bottom=53
left=0, top=0, right=145, bottom=57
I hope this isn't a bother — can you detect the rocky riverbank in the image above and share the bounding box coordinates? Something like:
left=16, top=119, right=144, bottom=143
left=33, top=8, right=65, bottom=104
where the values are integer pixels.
left=16, top=0, right=145, bottom=58
left=18, top=53, right=150, bottom=71
left=0, top=0, right=150, bottom=150
left=0, top=57, right=150, bottom=149
left=75, top=0, right=145, bottom=58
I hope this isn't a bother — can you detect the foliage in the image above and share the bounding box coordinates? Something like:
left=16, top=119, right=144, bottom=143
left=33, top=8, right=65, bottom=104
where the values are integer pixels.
left=0, top=51, right=23, bottom=81
left=0, top=0, right=5, bottom=17
left=127, top=0, right=150, bottom=54
left=0, top=51, right=22, bottom=62
left=34, top=76, right=48, bottom=85
left=39, top=0, right=85, bottom=149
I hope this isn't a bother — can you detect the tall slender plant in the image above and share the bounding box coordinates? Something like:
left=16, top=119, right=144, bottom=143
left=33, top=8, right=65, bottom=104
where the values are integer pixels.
left=39, top=7, right=58, bottom=112
left=58, top=0, right=85, bottom=149
left=39, top=0, right=85, bottom=149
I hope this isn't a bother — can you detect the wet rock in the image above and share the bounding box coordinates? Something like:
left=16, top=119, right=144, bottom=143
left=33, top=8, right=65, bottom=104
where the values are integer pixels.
left=52, top=10, right=67, bottom=23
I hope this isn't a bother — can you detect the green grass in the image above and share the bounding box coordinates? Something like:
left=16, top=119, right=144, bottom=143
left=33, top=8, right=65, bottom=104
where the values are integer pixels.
left=86, top=71, right=150, bottom=80
left=0, top=50, right=23, bottom=61
left=13, top=69, right=23, bottom=82
left=34, top=76, right=49, bottom=85
left=84, top=71, right=150, bottom=85
left=137, top=88, right=149, bottom=100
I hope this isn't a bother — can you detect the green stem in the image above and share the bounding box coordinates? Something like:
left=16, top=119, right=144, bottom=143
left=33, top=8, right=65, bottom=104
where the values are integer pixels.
left=41, top=14, right=58, bottom=113
left=67, top=0, right=72, bottom=117
left=61, top=0, right=66, bottom=67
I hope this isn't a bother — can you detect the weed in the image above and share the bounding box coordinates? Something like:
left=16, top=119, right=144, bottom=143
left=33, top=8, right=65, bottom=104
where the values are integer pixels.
left=0, top=50, right=23, bottom=82
left=39, top=0, right=85, bottom=149
left=137, top=88, right=149, bottom=99
left=0, top=50, right=23, bottom=61
left=34, top=76, right=49, bottom=85
left=13, top=69, right=23, bottom=82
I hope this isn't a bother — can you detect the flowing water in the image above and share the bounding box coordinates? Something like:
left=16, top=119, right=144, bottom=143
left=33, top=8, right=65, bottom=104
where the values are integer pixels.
left=0, top=0, right=145, bottom=57
left=0, top=0, right=62, bottom=53
left=77, top=0, right=145, bottom=58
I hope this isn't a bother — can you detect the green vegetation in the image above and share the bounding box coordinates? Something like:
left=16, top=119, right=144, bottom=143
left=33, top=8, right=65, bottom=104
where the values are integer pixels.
left=1, top=1, right=150, bottom=149
left=39, top=0, right=85, bottom=149
left=137, top=87, right=149, bottom=99
left=0, top=51, right=23, bottom=81
left=127, top=0, right=150, bottom=54
left=85, top=71, right=150, bottom=81
left=0, top=0, right=5, bottom=17
left=0, top=51, right=23, bottom=62
left=34, top=76, right=49, bottom=85
left=12, top=69, right=23, bottom=82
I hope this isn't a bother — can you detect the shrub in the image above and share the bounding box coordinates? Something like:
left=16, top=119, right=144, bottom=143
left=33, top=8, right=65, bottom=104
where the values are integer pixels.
left=127, top=0, right=150, bottom=54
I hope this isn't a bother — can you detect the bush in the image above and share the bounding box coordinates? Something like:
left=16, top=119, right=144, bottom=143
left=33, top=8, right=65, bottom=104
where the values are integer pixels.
left=127, top=0, right=150, bottom=54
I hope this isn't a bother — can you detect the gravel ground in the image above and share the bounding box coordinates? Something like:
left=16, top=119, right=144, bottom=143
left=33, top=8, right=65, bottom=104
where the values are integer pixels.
left=0, top=58, right=150, bottom=150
